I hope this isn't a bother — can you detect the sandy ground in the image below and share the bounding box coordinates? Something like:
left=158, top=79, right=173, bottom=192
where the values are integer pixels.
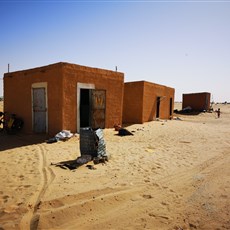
left=0, top=101, right=229, bottom=230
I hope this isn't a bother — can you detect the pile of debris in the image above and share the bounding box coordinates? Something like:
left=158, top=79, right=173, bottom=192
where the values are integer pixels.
left=47, top=130, right=74, bottom=143
left=174, top=106, right=193, bottom=114
left=51, top=127, right=109, bottom=170
left=114, top=124, right=134, bottom=136
left=80, top=127, right=108, bottom=164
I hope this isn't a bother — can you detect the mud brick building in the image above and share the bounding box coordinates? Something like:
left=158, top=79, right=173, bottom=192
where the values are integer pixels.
left=182, top=92, right=211, bottom=111
left=4, top=62, right=124, bottom=135
left=122, top=81, right=175, bottom=124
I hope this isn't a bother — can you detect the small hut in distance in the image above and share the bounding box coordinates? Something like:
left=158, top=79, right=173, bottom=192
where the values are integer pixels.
left=182, top=92, right=211, bottom=111
left=123, top=81, right=175, bottom=124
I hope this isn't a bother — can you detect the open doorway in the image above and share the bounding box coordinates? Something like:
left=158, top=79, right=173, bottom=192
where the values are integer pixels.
left=80, top=89, right=91, bottom=127
left=77, top=83, right=106, bottom=133
left=169, top=97, right=173, bottom=117
left=77, top=83, right=95, bottom=133
left=156, top=96, right=160, bottom=118
left=79, top=88, right=106, bottom=130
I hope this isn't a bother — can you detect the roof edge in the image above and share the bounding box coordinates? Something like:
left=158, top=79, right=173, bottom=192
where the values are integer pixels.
left=4, top=62, right=124, bottom=76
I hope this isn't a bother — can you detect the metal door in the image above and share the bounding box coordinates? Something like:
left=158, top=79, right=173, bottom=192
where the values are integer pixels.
left=33, top=88, right=47, bottom=133
left=91, top=90, right=106, bottom=129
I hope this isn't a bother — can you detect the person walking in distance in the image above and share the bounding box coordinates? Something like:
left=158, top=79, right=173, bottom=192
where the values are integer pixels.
left=217, top=108, right=220, bottom=118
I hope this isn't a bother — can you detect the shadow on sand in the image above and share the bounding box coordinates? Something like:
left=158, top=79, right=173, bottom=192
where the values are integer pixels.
left=51, top=155, right=93, bottom=170
left=174, top=110, right=206, bottom=116
left=0, top=132, right=47, bottom=151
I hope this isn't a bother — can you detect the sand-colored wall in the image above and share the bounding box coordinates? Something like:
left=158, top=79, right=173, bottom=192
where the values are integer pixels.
left=123, top=81, right=175, bottom=124
left=4, top=62, right=124, bottom=136
left=143, top=81, right=175, bottom=121
left=122, top=81, right=144, bottom=124
left=4, top=63, right=64, bottom=135
left=182, top=92, right=211, bottom=111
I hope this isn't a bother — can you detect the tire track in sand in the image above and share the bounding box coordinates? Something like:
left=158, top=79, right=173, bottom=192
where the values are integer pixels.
left=19, top=143, right=55, bottom=230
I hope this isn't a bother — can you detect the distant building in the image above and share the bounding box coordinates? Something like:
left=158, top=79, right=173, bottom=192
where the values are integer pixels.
left=182, top=92, right=211, bottom=111
left=123, top=81, right=175, bottom=124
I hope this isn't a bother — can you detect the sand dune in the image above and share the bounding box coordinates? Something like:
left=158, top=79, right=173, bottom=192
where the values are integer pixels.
left=0, top=102, right=229, bottom=229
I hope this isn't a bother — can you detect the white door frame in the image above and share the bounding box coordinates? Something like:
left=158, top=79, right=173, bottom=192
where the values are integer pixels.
left=31, top=82, right=48, bottom=133
left=77, top=83, right=95, bottom=133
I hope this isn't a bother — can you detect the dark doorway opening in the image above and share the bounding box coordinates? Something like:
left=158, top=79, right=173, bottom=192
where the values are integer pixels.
left=156, top=97, right=160, bottom=118
left=80, top=89, right=91, bottom=127
left=169, top=97, right=173, bottom=116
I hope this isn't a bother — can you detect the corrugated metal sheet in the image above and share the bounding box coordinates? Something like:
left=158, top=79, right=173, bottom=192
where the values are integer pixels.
left=95, top=128, right=106, bottom=158
left=80, top=127, right=107, bottom=159
left=80, top=127, right=98, bottom=157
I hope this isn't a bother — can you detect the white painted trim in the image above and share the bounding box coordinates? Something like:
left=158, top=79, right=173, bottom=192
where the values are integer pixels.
left=31, top=82, right=48, bottom=133
left=77, top=83, right=95, bottom=133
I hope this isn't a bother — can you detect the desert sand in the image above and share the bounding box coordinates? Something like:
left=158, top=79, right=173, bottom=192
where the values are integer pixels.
left=0, top=101, right=229, bottom=230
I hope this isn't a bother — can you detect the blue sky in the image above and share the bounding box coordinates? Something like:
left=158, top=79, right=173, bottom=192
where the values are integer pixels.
left=0, top=0, right=230, bottom=102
